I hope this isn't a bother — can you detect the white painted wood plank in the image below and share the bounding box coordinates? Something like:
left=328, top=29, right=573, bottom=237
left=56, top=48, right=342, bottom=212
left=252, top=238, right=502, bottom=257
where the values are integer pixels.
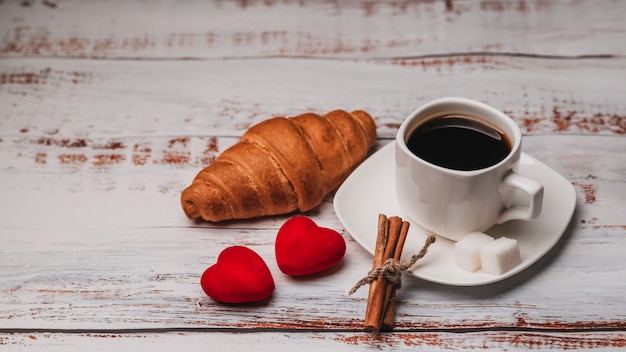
left=2, top=331, right=625, bottom=351
left=0, top=229, right=626, bottom=330
left=1, top=134, right=625, bottom=230
left=0, top=221, right=623, bottom=330
left=1, top=0, right=625, bottom=59
left=1, top=57, right=625, bottom=142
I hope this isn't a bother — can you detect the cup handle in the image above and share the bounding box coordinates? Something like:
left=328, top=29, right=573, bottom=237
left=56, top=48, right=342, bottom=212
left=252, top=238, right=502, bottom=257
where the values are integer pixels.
left=496, top=172, right=544, bottom=224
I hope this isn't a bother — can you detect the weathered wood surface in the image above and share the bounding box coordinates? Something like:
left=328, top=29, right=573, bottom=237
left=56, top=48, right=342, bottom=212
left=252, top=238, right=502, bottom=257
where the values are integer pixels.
left=2, top=331, right=626, bottom=351
left=1, top=0, right=625, bottom=350
left=2, top=0, right=625, bottom=58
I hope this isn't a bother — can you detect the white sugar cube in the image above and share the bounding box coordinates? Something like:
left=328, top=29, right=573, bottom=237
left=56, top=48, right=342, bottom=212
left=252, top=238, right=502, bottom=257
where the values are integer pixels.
left=480, top=237, right=521, bottom=275
left=454, top=232, right=495, bottom=272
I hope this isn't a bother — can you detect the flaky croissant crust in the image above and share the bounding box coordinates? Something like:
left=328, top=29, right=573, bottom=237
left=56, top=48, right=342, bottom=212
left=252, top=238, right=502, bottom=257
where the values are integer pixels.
left=181, top=110, right=377, bottom=222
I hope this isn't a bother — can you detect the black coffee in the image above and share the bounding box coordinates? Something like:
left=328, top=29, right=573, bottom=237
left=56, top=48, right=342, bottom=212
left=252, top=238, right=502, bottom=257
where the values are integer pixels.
left=406, top=115, right=511, bottom=171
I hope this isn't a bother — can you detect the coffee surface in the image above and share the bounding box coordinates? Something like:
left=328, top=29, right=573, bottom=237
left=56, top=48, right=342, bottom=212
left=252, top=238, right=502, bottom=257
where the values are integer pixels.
left=407, top=116, right=510, bottom=171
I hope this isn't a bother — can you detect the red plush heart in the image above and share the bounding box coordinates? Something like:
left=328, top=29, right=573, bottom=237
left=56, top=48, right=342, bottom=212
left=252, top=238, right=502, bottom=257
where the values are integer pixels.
left=275, top=216, right=346, bottom=276
left=200, top=246, right=275, bottom=303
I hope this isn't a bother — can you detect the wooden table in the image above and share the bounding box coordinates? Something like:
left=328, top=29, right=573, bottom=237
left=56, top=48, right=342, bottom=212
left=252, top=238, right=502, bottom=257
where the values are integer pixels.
left=1, top=1, right=625, bottom=350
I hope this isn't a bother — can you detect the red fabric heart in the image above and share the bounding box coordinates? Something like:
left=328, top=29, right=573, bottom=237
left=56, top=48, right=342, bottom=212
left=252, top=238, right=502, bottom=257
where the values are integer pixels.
left=275, top=216, right=346, bottom=276
left=200, top=246, right=275, bottom=303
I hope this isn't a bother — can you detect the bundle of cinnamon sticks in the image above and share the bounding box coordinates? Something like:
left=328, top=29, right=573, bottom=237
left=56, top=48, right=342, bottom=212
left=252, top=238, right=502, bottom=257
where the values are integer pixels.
left=363, top=214, right=411, bottom=332
left=348, top=213, right=436, bottom=333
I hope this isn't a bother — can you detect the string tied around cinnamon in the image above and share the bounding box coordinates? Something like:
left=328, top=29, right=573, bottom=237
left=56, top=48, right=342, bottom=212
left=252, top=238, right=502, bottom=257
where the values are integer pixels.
left=349, top=233, right=436, bottom=295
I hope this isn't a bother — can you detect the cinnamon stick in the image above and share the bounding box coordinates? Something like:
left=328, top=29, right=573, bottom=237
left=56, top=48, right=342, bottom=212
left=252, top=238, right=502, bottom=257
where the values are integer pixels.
left=364, top=214, right=389, bottom=330
left=383, top=217, right=403, bottom=262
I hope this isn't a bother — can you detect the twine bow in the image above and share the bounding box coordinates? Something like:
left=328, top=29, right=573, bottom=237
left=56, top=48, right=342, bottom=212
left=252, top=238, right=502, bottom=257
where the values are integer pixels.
left=349, top=233, right=436, bottom=295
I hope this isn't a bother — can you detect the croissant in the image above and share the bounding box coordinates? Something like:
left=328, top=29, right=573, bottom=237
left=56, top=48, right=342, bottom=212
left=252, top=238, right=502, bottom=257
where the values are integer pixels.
left=181, top=110, right=377, bottom=222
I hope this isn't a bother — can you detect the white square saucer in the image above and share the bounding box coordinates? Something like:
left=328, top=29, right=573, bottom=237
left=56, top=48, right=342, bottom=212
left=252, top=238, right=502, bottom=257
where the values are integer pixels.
left=334, top=142, right=576, bottom=286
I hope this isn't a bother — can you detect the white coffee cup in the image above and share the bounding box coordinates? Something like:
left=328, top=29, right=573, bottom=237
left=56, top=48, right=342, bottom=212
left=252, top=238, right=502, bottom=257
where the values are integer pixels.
left=395, top=97, right=543, bottom=241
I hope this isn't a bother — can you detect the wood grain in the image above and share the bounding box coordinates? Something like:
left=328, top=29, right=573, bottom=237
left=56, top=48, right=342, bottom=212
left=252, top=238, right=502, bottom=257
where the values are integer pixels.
left=0, top=0, right=624, bottom=350
left=1, top=56, right=624, bottom=142
left=2, top=331, right=626, bottom=351
left=1, top=0, right=625, bottom=59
